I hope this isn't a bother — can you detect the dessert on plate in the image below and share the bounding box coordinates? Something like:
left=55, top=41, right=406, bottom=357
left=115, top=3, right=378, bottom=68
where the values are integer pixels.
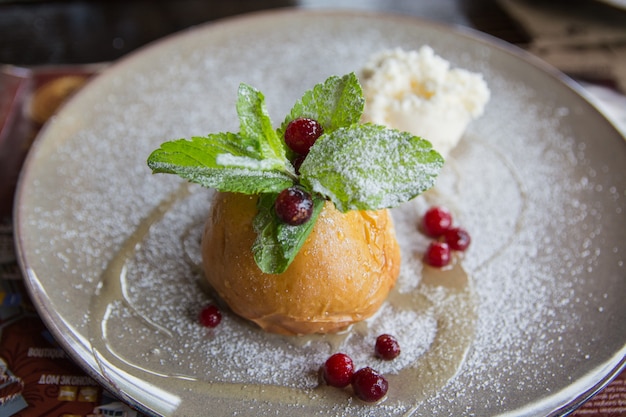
left=147, top=72, right=442, bottom=335
left=147, top=47, right=489, bottom=336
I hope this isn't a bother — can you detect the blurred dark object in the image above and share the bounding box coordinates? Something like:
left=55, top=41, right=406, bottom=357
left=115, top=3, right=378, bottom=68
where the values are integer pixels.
left=461, top=0, right=531, bottom=45
left=0, top=0, right=295, bottom=65
left=0, top=0, right=532, bottom=66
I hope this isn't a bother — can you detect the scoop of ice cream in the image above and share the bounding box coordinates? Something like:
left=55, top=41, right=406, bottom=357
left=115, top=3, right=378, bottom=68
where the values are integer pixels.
left=361, top=46, right=490, bottom=158
left=201, top=192, right=401, bottom=335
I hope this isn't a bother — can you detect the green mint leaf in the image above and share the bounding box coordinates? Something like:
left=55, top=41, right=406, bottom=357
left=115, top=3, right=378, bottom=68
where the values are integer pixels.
left=277, top=73, right=364, bottom=139
left=237, top=83, right=290, bottom=164
left=252, top=193, right=325, bottom=274
left=299, top=124, right=444, bottom=212
left=147, top=133, right=295, bottom=194
left=147, top=82, right=296, bottom=194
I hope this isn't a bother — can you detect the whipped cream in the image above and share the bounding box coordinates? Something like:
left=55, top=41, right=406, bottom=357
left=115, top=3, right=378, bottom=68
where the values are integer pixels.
left=360, top=46, right=490, bottom=158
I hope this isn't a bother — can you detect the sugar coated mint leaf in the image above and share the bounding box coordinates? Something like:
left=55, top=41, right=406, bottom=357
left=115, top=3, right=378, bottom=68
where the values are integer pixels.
left=299, top=124, right=444, bottom=212
left=147, top=133, right=294, bottom=194
left=237, top=83, right=289, bottom=164
left=277, top=73, right=364, bottom=139
left=252, top=193, right=325, bottom=274
left=148, top=82, right=296, bottom=194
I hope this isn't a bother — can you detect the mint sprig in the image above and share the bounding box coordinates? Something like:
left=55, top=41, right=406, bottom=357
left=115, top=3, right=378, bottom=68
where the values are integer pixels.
left=147, top=72, right=443, bottom=274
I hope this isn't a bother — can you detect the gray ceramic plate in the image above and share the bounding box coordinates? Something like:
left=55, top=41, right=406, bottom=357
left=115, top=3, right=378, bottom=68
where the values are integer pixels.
left=14, top=9, right=626, bottom=417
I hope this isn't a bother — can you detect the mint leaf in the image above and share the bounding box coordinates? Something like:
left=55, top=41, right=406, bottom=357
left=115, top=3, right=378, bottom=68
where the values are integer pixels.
left=147, top=133, right=295, bottom=194
left=252, top=193, right=325, bottom=274
left=299, top=124, right=444, bottom=212
left=237, top=83, right=290, bottom=164
left=147, top=83, right=296, bottom=194
left=277, top=73, right=364, bottom=139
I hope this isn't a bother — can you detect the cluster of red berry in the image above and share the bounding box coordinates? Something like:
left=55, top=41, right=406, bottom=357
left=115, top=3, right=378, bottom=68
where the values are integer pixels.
left=321, top=334, right=401, bottom=403
left=421, top=206, right=471, bottom=267
left=274, top=118, right=324, bottom=226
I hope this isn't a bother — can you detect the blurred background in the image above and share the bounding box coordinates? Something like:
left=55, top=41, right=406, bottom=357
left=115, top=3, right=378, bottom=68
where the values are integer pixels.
left=1, top=0, right=625, bottom=87
left=0, top=0, right=624, bottom=92
left=0, top=0, right=522, bottom=66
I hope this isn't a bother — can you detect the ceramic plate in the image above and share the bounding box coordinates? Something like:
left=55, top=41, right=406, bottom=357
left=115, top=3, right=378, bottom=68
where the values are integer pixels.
left=14, top=9, right=626, bottom=417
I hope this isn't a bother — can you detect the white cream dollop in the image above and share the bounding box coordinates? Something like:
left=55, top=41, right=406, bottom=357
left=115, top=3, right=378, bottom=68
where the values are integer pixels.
left=361, top=46, right=490, bottom=158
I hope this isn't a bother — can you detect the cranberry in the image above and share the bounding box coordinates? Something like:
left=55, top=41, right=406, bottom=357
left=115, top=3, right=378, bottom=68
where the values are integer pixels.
left=424, top=241, right=451, bottom=267
left=351, top=367, right=388, bottom=402
left=199, top=304, right=222, bottom=328
left=422, top=206, right=453, bottom=237
left=284, top=117, right=323, bottom=155
left=375, top=334, right=401, bottom=360
left=443, top=227, right=471, bottom=251
left=322, top=353, right=354, bottom=388
left=274, top=187, right=313, bottom=225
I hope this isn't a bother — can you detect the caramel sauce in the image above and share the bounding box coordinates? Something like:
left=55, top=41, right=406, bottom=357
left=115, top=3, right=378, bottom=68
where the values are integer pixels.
left=88, top=184, right=476, bottom=413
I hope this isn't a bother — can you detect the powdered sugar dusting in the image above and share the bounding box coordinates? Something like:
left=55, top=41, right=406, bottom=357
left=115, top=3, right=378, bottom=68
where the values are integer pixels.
left=15, top=10, right=626, bottom=417
left=91, top=183, right=469, bottom=396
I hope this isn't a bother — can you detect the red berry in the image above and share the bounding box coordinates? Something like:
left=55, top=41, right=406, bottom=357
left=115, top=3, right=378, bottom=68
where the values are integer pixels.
left=199, top=304, right=221, bottom=328
left=351, top=367, right=388, bottom=402
left=375, top=334, right=401, bottom=360
left=443, top=227, right=471, bottom=251
left=424, top=241, right=451, bottom=267
left=322, top=353, right=354, bottom=388
left=284, top=117, right=323, bottom=155
left=422, top=206, right=453, bottom=237
left=274, top=187, right=313, bottom=225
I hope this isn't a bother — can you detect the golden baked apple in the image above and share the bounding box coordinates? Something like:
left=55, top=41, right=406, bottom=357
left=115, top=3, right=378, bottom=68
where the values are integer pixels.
left=201, top=192, right=401, bottom=335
